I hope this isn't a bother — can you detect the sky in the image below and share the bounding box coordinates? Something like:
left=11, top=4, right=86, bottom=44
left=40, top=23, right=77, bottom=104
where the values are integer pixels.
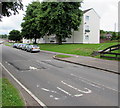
left=0, top=0, right=119, bottom=35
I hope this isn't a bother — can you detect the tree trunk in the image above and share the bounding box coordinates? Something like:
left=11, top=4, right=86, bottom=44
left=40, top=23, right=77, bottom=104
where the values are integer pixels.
left=56, top=35, right=62, bottom=45
left=34, top=37, right=37, bottom=44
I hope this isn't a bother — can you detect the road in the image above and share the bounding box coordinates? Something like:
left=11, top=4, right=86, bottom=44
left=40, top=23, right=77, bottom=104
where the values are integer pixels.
left=1, top=44, right=119, bottom=107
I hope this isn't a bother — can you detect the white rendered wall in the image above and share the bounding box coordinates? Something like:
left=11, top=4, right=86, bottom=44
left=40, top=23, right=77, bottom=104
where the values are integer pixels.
left=83, top=10, right=100, bottom=44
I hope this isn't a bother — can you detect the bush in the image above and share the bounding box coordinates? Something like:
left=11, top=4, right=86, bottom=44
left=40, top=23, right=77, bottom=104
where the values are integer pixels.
left=100, top=36, right=106, bottom=39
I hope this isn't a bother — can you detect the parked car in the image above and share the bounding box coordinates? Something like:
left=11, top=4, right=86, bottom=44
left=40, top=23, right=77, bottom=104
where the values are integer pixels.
left=13, top=43, right=19, bottom=48
left=23, top=44, right=30, bottom=51
left=17, top=43, right=23, bottom=49
left=21, top=44, right=30, bottom=50
left=0, top=41, right=4, bottom=44
left=26, top=45, right=40, bottom=52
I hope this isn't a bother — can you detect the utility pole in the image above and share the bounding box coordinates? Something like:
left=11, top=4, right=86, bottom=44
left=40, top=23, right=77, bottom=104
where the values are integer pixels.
left=114, top=23, right=116, bottom=32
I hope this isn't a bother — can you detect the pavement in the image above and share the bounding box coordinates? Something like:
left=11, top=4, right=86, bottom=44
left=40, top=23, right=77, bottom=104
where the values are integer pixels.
left=41, top=50, right=119, bottom=74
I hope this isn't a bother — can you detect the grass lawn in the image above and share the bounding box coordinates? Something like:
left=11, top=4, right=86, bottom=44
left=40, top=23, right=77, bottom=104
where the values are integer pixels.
left=55, top=55, right=72, bottom=58
left=2, top=78, right=24, bottom=107
left=5, top=42, right=14, bottom=46
left=38, top=42, right=119, bottom=57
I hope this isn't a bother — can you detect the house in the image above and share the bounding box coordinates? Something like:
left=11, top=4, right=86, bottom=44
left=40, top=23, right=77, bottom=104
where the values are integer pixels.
left=23, top=8, right=100, bottom=44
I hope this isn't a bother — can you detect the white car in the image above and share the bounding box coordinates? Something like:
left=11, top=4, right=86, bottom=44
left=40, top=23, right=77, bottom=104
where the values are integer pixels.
left=0, top=41, right=3, bottom=44
left=26, top=45, right=40, bottom=52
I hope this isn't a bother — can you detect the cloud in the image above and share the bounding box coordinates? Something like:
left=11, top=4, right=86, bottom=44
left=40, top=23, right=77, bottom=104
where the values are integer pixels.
left=0, top=10, right=24, bottom=34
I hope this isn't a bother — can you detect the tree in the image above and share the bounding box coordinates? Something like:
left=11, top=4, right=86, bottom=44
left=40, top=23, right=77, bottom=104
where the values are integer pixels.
left=111, top=32, right=117, bottom=40
left=0, top=1, right=23, bottom=20
left=0, top=34, right=8, bottom=38
left=21, top=2, right=44, bottom=44
left=37, top=2, right=83, bottom=44
left=8, top=30, right=22, bottom=42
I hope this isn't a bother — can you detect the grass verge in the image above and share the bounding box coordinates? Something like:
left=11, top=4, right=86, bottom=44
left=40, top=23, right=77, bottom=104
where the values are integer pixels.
left=38, top=42, right=118, bottom=56
left=55, top=55, right=72, bottom=58
left=5, top=42, right=13, bottom=46
left=2, top=78, right=24, bottom=107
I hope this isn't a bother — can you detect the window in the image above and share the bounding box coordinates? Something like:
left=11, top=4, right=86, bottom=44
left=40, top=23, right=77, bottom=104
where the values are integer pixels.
left=85, top=25, right=89, bottom=30
left=85, top=16, right=89, bottom=21
left=85, top=25, right=90, bottom=33
left=85, top=35, right=89, bottom=40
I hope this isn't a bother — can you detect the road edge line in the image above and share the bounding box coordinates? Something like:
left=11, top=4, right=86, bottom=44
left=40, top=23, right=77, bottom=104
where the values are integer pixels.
left=0, top=62, right=47, bottom=108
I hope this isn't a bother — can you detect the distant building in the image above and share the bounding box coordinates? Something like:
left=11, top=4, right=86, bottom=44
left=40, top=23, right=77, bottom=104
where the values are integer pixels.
left=23, top=8, right=100, bottom=44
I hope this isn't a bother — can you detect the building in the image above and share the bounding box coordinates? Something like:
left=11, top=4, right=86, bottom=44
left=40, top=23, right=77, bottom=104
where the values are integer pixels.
left=23, top=8, right=100, bottom=44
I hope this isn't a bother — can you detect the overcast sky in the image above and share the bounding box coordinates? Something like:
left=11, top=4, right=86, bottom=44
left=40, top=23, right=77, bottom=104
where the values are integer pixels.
left=0, top=0, right=119, bottom=35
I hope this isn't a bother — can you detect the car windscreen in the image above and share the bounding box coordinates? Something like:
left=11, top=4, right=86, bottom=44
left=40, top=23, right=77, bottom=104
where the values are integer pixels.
left=33, top=45, right=39, bottom=48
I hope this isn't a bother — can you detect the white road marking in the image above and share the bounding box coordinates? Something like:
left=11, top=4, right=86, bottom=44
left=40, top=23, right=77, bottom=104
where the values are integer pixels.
left=42, top=88, right=60, bottom=101
left=74, top=94, right=83, bottom=97
left=37, top=85, right=40, bottom=88
left=71, top=73, right=118, bottom=92
left=0, top=63, right=47, bottom=108
left=29, top=66, right=38, bottom=70
left=41, top=88, right=50, bottom=92
left=51, top=90, right=57, bottom=93
left=50, top=95, right=53, bottom=98
left=5, top=61, right=10, bottom=65
left=61, top=81, right=92, bottom=94
left=41, top=88, right=58, bottom=94
left=54, top=97, right=59, bottom=100
left=57, top=87, right=72, bottom=96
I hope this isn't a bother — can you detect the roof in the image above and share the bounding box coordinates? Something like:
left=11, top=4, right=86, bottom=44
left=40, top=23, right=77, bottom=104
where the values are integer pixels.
left=83, top=8, right=101, bottom=18
left=84, top=8, right=93, bottom=13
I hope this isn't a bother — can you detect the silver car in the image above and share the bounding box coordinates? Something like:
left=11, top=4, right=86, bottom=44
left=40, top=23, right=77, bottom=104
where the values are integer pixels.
left=23, top=44, right=30, bottom=51
left=17, top=43, right=23, bottom=49
left=21, top=44, right=29, bottom=50
left=26, top=45, right=40, bottom=52
left=13, top=43, right=19, bottom=48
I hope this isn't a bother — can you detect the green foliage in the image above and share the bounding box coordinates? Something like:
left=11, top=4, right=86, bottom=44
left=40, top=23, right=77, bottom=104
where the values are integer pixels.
left=37, top=2, right=83, bottom=44
left=8, top=30, right=22, bottom=42
left=100, top=30, right=106, bottom=34
left=0, top=1, right=23, bottom=20
left=100, top=36, right=107, bottom=39
left=111, top=32, right=117, bottom=40
left=21, top=2, right=83, bottom=45
left=21, top=2, right=44, bottom=44
left=0, top=34, right=8, bottom=39
left=2, top=78, right=24, bottom=106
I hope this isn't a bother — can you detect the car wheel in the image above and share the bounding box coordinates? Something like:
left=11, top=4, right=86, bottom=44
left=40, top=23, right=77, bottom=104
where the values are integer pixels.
left=30, top=49, right=32, bottom=53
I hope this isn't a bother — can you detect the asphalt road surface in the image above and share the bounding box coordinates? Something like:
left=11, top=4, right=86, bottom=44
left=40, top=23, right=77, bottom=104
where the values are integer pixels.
left=1, top=44, right=119, bottom=107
